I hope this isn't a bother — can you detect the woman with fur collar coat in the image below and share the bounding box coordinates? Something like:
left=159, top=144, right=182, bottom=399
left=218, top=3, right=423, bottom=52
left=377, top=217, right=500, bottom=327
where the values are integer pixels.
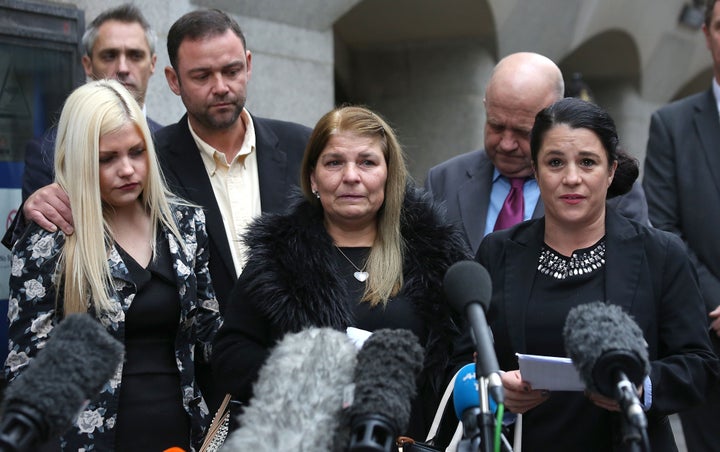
left=212, top=106, right=473, bottom=446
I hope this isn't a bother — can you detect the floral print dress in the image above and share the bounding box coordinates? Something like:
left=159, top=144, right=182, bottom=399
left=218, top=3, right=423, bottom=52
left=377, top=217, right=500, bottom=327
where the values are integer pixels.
left=5, top=205, right=221, bottom=451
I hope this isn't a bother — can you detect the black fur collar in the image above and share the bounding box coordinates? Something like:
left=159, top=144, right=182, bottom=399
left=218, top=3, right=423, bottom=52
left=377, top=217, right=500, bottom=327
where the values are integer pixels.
left=240, top=186, right=472, bottom=379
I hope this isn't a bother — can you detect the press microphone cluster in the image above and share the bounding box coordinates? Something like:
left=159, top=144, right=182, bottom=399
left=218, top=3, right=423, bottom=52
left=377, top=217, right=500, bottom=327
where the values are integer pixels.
left=223, top=327, right=425, bottom=452
left=563, top=302, right=650, bottom=432
left=0, top=313, right=124, bottom=452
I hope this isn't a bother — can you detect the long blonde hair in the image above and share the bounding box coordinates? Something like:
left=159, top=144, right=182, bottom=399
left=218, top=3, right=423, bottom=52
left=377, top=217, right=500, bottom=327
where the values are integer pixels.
left=300, top=106, right=408, bottom=306
left=54, top=79, right=184, bottom=314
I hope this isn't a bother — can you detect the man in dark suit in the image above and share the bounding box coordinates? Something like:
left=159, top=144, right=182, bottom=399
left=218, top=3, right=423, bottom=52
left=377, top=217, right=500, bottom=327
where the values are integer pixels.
left=157, top=8, right=310, bottom=417
left=159, top=9, right=311, bottom=309
left=643, top=1, right=720, bottom=450
left=425, top=52, right=648, bottom=254
left=22, top=4, right=162, bottom=201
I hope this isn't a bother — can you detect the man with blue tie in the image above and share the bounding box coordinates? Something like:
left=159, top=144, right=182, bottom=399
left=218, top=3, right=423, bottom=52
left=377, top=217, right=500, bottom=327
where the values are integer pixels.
left=425, top=52, right=648, bottom=254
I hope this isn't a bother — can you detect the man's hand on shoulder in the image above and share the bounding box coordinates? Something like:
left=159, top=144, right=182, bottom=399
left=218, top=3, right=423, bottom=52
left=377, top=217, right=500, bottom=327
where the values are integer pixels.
left=24, top=182, right=74, bottom=235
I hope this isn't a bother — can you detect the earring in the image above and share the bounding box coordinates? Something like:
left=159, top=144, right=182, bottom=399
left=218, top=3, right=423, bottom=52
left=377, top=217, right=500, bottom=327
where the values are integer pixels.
left=312, top=190, right=320, bottom=199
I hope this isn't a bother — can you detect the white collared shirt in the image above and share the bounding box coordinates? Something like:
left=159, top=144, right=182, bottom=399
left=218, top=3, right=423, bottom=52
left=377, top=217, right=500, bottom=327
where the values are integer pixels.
left=189, top=108, right=261, bottom=275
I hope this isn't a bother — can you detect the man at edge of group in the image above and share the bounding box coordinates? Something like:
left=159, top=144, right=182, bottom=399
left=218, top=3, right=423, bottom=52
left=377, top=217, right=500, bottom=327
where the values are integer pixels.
left=643, top=1, right=720, bottom=450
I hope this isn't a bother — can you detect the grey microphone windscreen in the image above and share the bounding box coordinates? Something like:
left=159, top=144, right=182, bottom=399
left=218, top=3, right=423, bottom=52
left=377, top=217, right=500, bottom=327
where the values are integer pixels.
left=1, top=313, right=124, bottom=442
left=348, top=329, right=424, bottom=447
left=563, top=302, right=650, bottom=397
left=223, top=327, right=357, bottom=452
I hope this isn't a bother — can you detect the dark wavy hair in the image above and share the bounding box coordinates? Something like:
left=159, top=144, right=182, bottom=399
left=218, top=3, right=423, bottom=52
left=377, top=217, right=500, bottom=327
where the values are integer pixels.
left=530, top=97, right=638, bottom=198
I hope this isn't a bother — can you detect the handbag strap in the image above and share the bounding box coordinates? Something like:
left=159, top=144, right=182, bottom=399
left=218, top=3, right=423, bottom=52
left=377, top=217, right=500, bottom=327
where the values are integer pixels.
left=200, top=393, right=233, bottom=450
left=425, top=369, right=459, bottom=442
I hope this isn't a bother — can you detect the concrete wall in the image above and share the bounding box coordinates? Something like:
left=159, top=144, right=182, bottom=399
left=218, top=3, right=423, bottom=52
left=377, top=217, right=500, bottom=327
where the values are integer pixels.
left=342, top=40, right=494, bottom=181
left=67, top=0, right=338, bottom=129
left=15, top=0, right=715, bottom=182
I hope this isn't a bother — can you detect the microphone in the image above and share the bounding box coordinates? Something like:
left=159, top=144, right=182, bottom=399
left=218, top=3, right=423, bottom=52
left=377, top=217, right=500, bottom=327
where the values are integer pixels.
left=443, top=261, right=503, bottom=405
left=453, top=363, right=499, bottom=424
left=223, top=327, right=358, bottom=452
left=453, top=363, right=509, bottom=452
left=0, top=313, right=124, bottom=452
left=453, top=363, right=483, bottom=449
left=347, top=329, right=424, bottom=452
left=563, top=302, right=650, bottom=429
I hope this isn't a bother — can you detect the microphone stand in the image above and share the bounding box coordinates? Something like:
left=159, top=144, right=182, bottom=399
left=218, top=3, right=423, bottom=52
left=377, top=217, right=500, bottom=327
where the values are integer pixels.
left=478, top=376, right=495, bottom=452
left=615, top=371, right=650, bottom=452
left=456, top=407, right=482, bottom=452
left=455, top=372, right=491, bottom=452
left=457, top=374, right=514, bottom=452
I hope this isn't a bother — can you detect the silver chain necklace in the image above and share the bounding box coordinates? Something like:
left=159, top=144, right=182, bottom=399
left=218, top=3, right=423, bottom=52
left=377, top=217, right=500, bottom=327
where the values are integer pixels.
left=335, top=246, right=369, bottom=282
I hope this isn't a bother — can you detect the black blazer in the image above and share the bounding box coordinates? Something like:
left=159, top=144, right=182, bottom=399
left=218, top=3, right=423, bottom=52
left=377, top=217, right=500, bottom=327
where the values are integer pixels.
left=476, top=208, right=719, bottom=451
left=643, top=87, right=720, bottom=315
left=154, top=113, right=311, bottom=310
left=425, top=149, right=649, bottom=254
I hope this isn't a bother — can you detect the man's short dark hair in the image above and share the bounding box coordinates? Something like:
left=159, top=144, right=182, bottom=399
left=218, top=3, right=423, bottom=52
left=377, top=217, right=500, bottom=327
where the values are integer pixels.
left=167, top=9, right=247, bottom=71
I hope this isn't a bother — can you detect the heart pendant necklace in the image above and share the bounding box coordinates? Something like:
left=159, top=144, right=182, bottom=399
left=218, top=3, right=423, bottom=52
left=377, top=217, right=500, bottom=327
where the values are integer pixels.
left=335, top=246, right=369, bottom=282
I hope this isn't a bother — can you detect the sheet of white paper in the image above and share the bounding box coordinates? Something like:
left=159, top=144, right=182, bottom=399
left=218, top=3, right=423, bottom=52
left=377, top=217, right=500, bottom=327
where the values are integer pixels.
left=516, top=353, right=586, bottom=391
left=346, top=327, right=373, bottom=349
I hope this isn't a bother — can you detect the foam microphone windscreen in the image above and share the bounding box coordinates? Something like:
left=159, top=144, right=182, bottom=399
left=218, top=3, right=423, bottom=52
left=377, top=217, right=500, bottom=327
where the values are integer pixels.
left=0, top=313, right=124, bottom=448
left=222, top=327, right=357, bottom=452
left=346, top=329, right=424, bottom=451
left=563, top=302, right=650, bottom=397
left=443, top=260, right=492, bottom=314
left=442, top=261, right=504, bottom=405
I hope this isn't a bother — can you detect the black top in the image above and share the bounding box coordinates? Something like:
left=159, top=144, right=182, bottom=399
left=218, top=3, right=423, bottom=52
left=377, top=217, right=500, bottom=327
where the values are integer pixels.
left=337, top=247, right=427, bottom=343
left=115, top=235, right=190, bottom=451
left=526, top=240, right=606, bottom=357
left=523, top=240, right=612, bottom=450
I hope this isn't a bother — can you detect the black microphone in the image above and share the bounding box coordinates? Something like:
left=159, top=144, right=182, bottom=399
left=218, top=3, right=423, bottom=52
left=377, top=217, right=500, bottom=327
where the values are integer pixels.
left=443, top=260, right=503, bottom=405
left=347, top=329, right=424, bottom=452
left=223, top=327, right=358, bottom=451
left=0, top=313, right=124, bottom=452
left=563, top=302, right=650, bottom=430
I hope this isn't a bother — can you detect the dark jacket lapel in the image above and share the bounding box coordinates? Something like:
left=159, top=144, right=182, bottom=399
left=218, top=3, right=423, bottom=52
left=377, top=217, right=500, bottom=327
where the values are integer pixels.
left=604, top=207, right=644, bottom=313
left=459, top=152, right=494, bottom=253
left=502, top=219, right=545, bottom=354
left=158, top=115, right=237, bottom=284
left=694, top=89, right=720, bottom=197
left=254, top=116, right=289, bottom=214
